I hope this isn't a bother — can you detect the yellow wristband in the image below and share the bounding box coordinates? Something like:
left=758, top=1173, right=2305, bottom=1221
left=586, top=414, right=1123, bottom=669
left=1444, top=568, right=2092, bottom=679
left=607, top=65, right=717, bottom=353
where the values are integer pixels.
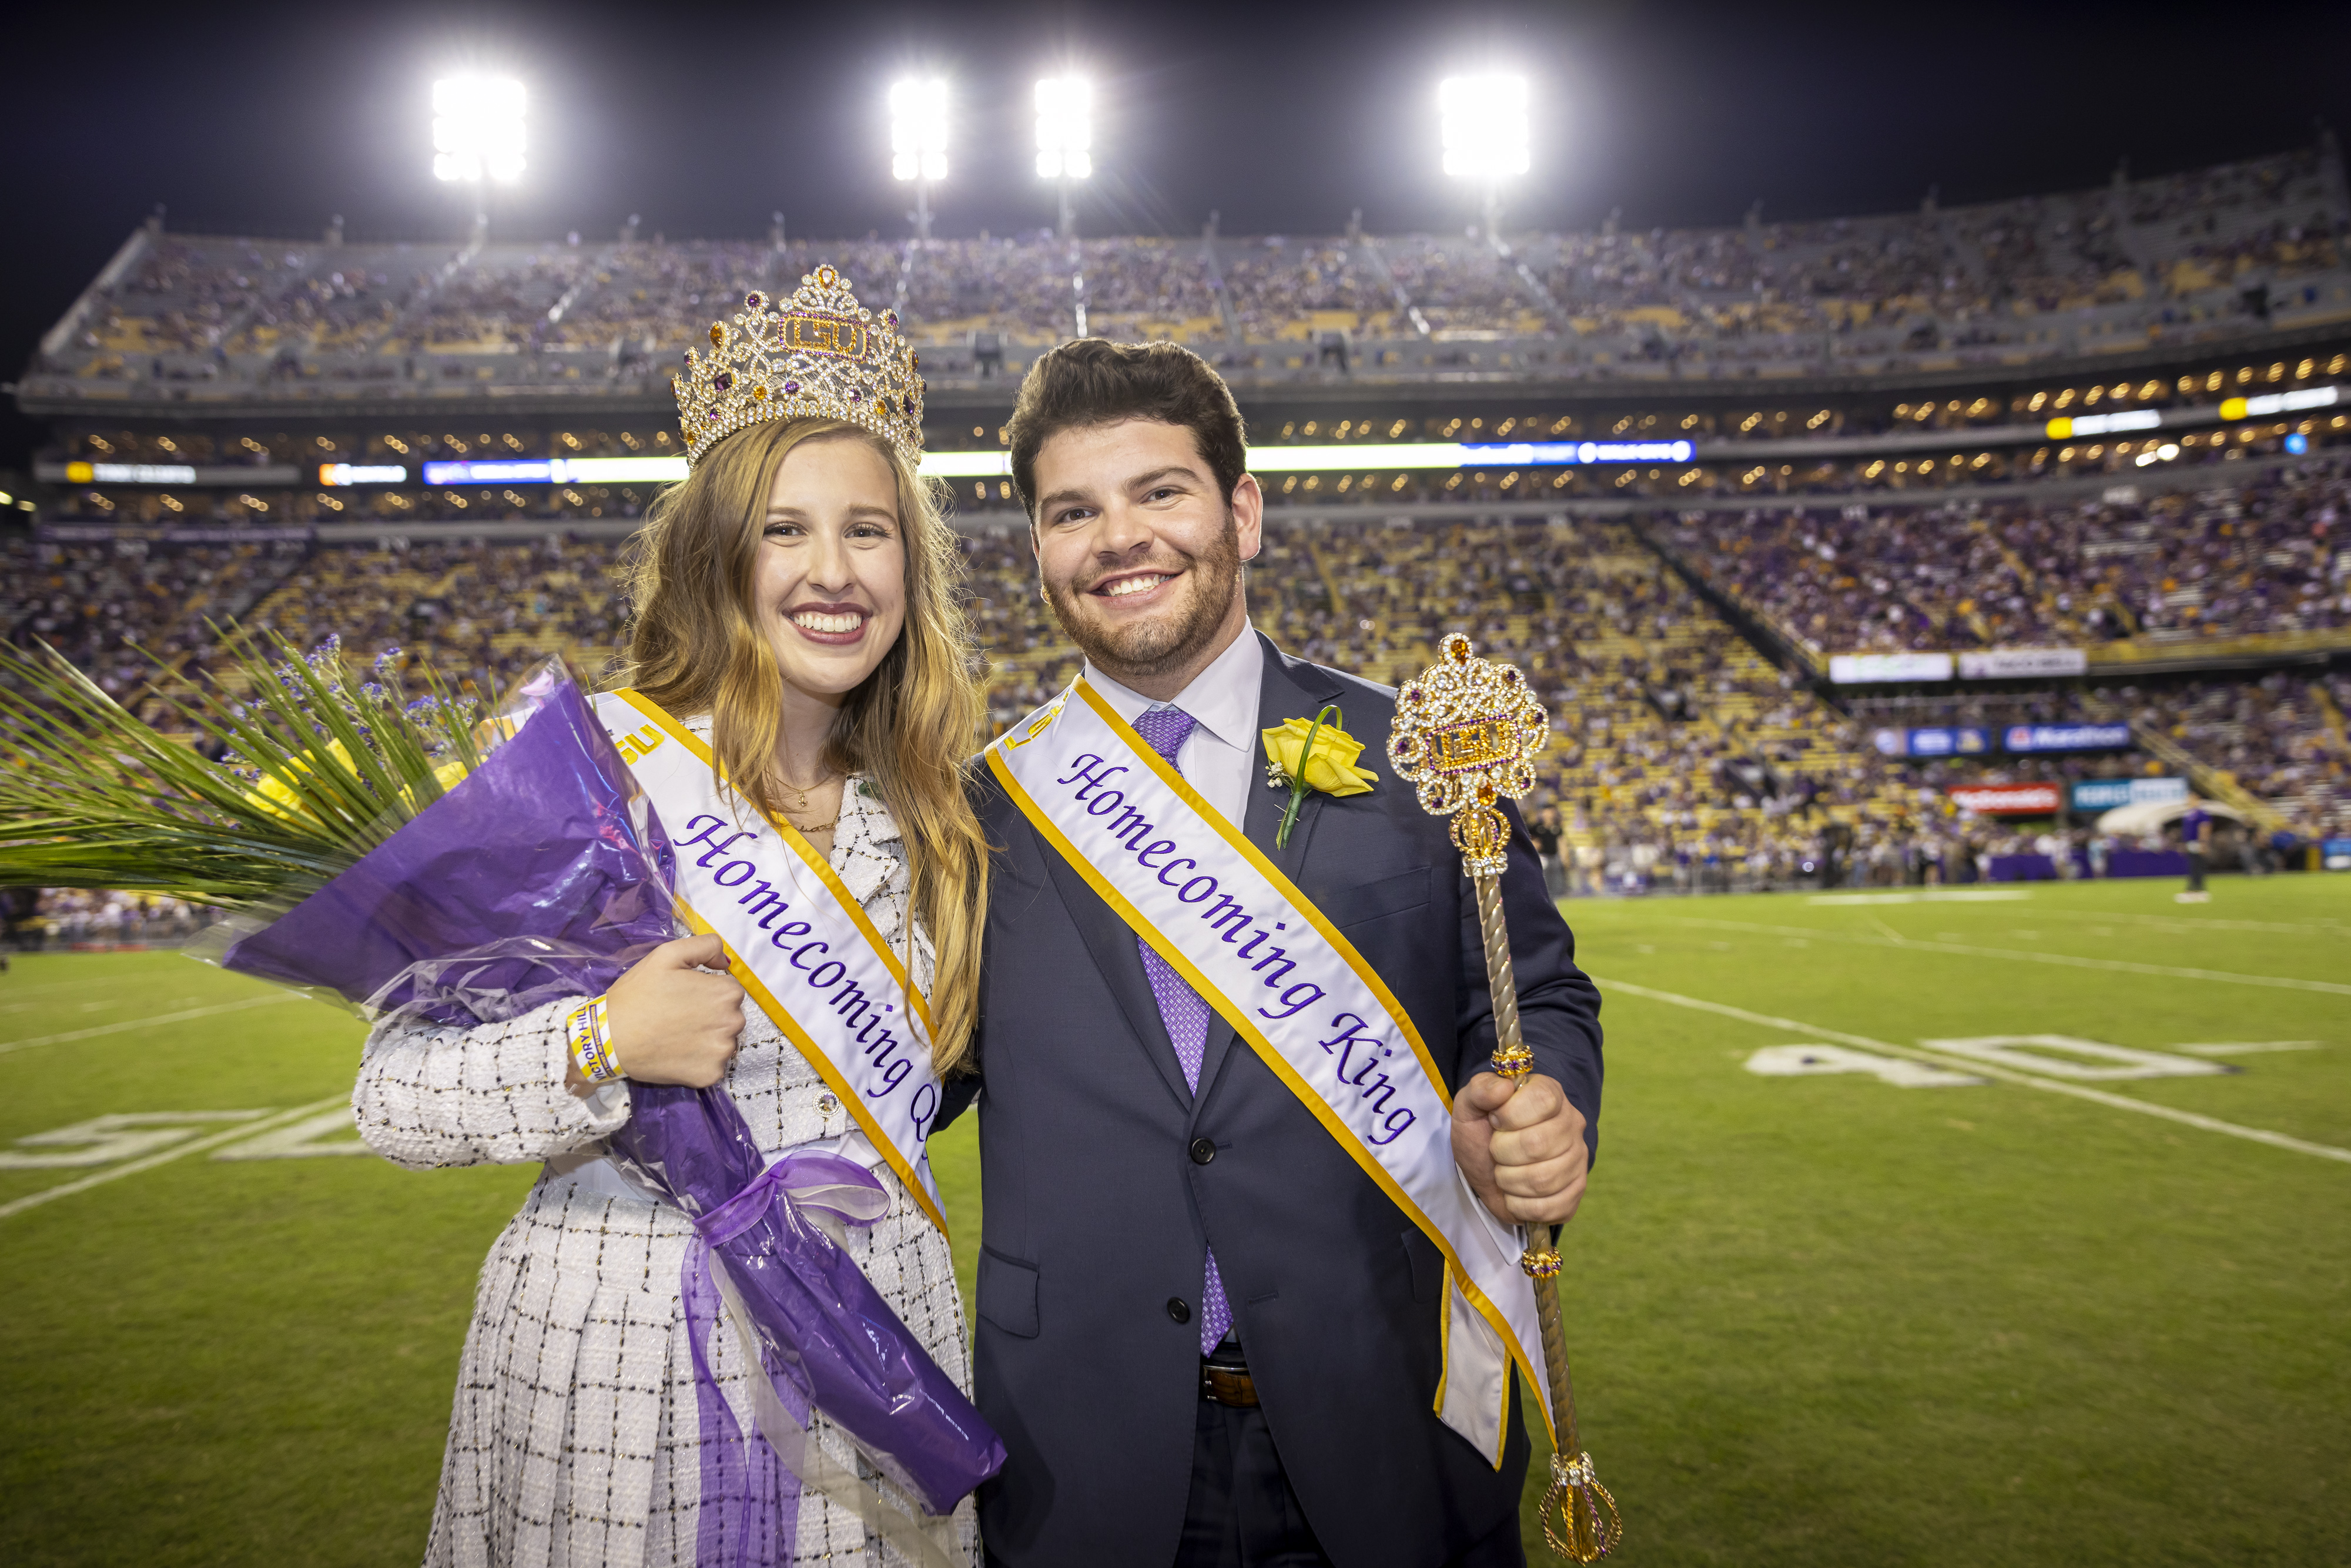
left=566, top=994, right=621, bottom=1084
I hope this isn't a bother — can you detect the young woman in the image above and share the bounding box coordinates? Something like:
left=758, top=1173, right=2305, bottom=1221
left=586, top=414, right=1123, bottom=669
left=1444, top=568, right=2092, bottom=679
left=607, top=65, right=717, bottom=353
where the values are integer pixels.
left=354, top=276, right=988, bottom=1567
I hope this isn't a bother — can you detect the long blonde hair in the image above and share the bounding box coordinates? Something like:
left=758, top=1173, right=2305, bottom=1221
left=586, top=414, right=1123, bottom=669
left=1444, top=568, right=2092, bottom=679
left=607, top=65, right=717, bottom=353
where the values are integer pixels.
left=621, top=417, right=989, bottom=1074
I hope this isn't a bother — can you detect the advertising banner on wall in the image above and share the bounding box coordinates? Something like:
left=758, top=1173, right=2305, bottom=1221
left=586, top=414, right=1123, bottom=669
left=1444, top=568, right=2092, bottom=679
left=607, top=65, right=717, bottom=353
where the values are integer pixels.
left=36, top=524, right=316, bottom=545
left=1830, top=652, right=1955, bottom=684
left=2323, top=839, right=2351, bottom=871
left=38, top=461, right=304, bottom=487
left=1957, top=648, right=2089, bottom=679
left=2003, top=722, right=2133, bottom=753
left=1830, top=648, right=2089, bottom=684
left=1947, top=782, right=2064, bottom=816
left=2070, top=777, right=2189, bottom=811
left=1873, top=727, right=1992, bottom=758
left=1914, top=726, right=1991, bottom=757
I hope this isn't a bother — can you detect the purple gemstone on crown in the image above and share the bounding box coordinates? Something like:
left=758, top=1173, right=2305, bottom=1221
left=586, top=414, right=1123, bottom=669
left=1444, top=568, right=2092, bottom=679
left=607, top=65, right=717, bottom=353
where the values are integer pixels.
left=883, top=310, right=897, bottom=326
left=848, top=389, right=860, bottom=400
left=712, top=370, right=733, bottom=392
left=783, top=380, right=799, bottom=394
left=745, top=291, right=764, bottom=309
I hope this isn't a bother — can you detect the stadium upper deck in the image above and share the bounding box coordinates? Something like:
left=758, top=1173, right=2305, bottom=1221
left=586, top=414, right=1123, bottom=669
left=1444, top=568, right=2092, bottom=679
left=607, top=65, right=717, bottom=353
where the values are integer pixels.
left=19, top=143, right=2351, bottom=421
left=11, top=141, right=2349, bottom=791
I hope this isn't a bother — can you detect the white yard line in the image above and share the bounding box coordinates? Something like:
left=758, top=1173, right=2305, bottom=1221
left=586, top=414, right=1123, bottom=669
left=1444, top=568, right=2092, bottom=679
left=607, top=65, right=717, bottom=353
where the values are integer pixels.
left=1672, top=917, right=2351, bottom=998
left=0, top=1096, right=349, bottom=1221
left=0, top=974, right=200, bottom=1000
left=0, top=992, right=306, bottom=1057
left=2037, top=908, right=2351, bottom=940
left=1807, top=890, right=2032, bottom=905
left=2175, top=1041, right=2326, bottom=1056
left=1599, top=977, right=2351, bottom=1167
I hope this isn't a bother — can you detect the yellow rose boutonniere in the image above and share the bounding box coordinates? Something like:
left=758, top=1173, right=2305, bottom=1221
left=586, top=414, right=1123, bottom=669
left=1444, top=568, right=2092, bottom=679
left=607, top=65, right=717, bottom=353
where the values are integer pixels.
left=1261, top=703, right=1378, bottom=848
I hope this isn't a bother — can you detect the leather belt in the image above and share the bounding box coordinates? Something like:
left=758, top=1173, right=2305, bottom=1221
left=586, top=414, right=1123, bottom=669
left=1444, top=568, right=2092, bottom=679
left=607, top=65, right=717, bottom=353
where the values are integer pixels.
left=1199, top=1360, right=1259, bottom=1407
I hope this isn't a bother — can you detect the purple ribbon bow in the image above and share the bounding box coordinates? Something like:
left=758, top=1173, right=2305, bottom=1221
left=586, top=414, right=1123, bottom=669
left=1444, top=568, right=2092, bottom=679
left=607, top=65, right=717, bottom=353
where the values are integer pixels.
left=684, top=1151, right=902, bottom=1568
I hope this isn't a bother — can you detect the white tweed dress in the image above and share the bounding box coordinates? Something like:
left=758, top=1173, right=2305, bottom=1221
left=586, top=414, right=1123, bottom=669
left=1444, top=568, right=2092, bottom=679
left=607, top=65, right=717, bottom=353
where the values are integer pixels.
left=353, top=759, right=979, bottom=1568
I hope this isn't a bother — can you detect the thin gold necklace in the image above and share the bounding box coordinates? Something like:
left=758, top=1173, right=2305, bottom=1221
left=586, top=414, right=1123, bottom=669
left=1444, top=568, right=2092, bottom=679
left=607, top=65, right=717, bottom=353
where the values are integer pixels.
left=778, top=766, right=839, bottom=812
left=778, top=768, right=840, bottom=836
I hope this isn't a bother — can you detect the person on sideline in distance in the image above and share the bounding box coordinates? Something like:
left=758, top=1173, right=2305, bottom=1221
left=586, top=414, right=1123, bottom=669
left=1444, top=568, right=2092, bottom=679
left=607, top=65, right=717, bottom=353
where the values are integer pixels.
left=942, top=339, right=1604, bottom=1567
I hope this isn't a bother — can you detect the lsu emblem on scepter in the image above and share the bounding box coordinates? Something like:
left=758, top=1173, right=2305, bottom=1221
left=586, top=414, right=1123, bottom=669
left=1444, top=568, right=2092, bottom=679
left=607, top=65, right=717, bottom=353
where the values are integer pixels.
left=1387, top=632, right=1548, bottom=877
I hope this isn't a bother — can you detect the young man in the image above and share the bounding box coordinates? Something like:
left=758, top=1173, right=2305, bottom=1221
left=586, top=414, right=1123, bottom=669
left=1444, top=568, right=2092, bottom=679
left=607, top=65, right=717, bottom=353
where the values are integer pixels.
left=940, top=340, right=1604, bottom=1567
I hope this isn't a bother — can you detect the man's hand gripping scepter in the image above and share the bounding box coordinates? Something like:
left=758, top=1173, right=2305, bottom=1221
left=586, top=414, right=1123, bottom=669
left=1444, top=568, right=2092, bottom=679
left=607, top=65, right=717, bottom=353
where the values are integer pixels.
left=1389, top=634, right=1621, bottom=1563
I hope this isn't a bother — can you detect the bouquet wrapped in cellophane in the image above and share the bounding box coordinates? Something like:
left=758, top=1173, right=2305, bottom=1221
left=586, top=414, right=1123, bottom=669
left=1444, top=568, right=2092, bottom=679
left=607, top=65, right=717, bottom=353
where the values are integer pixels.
left=0, top=632, right=1002, bottom=1561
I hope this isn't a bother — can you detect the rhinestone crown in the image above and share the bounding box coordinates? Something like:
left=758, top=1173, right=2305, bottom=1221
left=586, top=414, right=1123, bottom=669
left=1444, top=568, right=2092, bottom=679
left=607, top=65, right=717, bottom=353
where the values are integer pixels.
left=672, top=266, right=925, bottom=468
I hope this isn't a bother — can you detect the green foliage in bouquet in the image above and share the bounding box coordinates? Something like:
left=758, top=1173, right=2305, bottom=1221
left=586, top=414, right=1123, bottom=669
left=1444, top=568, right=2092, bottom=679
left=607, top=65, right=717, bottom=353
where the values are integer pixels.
left=0, top=631, right=490, bottom=907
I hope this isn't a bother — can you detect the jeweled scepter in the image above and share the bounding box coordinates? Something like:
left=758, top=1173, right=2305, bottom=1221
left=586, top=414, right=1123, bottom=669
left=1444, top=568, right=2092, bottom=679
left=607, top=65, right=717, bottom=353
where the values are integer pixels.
left=1389, top=633, right=1620, bottom=1563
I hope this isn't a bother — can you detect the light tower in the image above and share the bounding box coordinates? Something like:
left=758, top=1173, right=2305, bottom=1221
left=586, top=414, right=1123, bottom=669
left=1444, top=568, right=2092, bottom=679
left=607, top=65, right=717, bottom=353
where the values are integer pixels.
left=1439, top=73, right=1529, bottom=243
left=890, top=78, right=948, bottom=243
left=1034, top=76, right=1093, bottom=240
left=432, top=76, right=527, bottom=240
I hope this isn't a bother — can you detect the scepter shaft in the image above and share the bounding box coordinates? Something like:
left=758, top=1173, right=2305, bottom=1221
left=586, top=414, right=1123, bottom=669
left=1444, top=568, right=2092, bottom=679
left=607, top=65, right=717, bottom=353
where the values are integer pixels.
left=1388, top=633, right=1618, bottom=1559
left=1471, top=870, right=1580, bottom=1458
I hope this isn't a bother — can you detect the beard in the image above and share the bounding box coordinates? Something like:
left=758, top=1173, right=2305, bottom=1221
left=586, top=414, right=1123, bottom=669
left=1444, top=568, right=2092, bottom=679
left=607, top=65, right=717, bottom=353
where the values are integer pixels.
left=1041, top=513, right=1244, bottom=688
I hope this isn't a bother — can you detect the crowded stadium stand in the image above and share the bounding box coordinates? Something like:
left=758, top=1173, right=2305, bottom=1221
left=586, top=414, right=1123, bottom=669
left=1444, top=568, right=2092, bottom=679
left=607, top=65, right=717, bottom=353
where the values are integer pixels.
left=11, top=141, right=2351, bottom=930
left=23, top=143, right=2351, bottom=398
left=1649, top=458, right=2351, bottom=656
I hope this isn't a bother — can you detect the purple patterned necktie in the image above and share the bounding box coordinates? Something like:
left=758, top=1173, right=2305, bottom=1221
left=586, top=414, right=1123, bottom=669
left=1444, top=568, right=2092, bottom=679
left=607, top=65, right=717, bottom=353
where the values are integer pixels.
left=1130, top=705, right=1234, bottom=1353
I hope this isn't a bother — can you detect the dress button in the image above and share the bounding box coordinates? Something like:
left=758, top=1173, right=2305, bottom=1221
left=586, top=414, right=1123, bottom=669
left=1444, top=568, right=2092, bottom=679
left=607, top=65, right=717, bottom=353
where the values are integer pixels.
left=1166, top=1296, right=1192, bottom=1325
left=1188, top=1137, right=1216, bottom=1165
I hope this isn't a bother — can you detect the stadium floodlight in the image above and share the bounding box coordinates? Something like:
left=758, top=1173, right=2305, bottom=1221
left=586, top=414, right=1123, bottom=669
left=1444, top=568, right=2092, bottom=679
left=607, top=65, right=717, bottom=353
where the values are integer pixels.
left=1034, top=76, right=1093, bottom=237
left=890, top=79, right=949, bottom=243
left=432, top=77, right=527, bottom=185
left=432, top=75, right=524, bottom=239
left=1438, top=73, right=1528, bottom=240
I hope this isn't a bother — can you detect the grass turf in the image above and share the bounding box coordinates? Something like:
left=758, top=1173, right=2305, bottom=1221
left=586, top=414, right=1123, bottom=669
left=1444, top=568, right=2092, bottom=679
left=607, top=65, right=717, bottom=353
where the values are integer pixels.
left=1, top=875, right=2345, bottom=1565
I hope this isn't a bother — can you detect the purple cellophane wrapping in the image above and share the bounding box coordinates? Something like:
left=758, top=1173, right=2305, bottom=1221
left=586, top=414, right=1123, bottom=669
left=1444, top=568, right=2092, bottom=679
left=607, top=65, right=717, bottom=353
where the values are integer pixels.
left=634, top=1087, right=1007, bottom=1519
left=222, top=676, right=677, bottom=1021
left=219, top=669, right=1004, bottom=1522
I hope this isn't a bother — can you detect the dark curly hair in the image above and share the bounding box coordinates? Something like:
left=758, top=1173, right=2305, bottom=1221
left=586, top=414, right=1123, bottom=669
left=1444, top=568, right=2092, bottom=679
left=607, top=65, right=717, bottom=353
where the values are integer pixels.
left=1004, top=338, right=1248, bottom=517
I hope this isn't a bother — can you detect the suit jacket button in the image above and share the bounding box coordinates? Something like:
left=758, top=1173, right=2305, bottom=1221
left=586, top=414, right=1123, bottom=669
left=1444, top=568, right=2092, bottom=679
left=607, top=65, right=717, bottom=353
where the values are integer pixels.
left=1167, top=1296, right=1192, bottom=1325
left=1188, top=1137, right=1216, bottom=1165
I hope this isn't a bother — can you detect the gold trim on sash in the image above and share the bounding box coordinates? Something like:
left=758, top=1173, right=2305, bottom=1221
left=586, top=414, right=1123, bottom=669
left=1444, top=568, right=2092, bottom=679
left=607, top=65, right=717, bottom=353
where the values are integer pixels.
left=1071, top=682, right=1452, bottom=1105
left=985, top=678, right=1546, bottom=1453
left=614, top=689, right=933, bottom=1033
left=610, top=689, right=949, bottom=1238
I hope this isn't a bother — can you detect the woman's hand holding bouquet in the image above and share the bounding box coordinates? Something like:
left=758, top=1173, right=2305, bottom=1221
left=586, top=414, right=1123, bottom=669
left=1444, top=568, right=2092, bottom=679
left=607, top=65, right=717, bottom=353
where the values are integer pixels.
left=594, top=932, right=747, bottom=1090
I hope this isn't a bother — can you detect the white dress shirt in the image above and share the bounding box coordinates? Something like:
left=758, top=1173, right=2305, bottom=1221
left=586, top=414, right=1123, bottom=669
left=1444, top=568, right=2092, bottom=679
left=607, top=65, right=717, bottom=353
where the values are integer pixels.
left=1084, top=625, right=1264, bottom=827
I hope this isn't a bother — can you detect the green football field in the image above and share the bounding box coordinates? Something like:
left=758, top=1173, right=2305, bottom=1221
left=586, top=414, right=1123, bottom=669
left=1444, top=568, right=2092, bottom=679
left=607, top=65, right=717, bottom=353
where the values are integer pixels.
left=2, top=876, right=2345, bottom=1566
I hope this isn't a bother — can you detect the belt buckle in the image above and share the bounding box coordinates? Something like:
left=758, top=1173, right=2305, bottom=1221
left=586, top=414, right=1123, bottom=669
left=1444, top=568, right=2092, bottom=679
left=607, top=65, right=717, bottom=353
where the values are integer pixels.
left=1199, top=1362, right=1259, bottom=1408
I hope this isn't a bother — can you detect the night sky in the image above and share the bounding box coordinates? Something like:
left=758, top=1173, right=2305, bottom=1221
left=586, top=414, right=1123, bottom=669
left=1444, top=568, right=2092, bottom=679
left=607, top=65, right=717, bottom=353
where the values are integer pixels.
left=5, top=0, right=2348, bottom=465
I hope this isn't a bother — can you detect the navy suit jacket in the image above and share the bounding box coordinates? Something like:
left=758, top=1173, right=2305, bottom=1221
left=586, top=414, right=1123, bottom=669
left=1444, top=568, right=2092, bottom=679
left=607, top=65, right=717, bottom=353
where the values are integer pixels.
left=939, top=633, right=1604, bottom=1567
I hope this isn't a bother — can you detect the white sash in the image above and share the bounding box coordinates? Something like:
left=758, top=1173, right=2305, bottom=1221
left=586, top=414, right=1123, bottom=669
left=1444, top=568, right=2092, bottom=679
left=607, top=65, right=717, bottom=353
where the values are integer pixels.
left=594, top=689, right=946, bottom=1235
left=985, top=679, right=1546, bottom=1464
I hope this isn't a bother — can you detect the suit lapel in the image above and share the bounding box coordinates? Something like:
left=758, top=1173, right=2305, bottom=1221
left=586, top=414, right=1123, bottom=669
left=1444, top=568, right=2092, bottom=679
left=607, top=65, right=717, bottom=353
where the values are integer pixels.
left=1193, top=636, right=1344, bottom=1116
left=1035, top=833, right=1198, bottom=1112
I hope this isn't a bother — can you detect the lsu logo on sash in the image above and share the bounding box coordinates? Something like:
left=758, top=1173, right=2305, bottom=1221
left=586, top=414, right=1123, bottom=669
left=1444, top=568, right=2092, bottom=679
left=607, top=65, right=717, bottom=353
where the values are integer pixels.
left=986, top=679, right=1548, bottom=1465
left=594, top=689, right=947, bottom=1234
